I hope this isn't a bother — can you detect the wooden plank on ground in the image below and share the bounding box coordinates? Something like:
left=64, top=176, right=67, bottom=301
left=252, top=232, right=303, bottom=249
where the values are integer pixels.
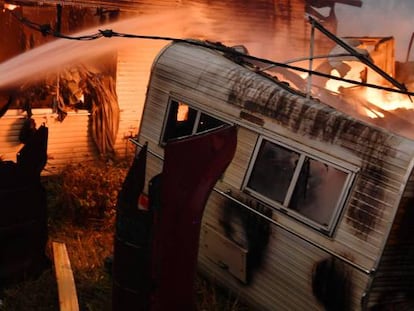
left=52, top=241, right=79, bottom=311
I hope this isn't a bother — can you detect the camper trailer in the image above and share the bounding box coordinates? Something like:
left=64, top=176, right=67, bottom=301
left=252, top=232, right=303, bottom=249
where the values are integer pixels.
left=132, top=40, right=414, bottom=310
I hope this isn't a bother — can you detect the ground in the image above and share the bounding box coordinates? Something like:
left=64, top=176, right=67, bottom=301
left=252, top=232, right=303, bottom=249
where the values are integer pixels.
left=0, top=160, right=250, bottom=311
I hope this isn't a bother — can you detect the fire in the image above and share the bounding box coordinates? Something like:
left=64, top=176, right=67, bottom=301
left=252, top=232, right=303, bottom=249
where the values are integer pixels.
left=325, top=61, right=413, bottom=119
left=366, top=88, right=414, bottom=111
left=177, top=102, right=189, bottom=121
left=363, top=108, right=384, bottom=119
left=325, top=62, right=366, bottom=93
left=3, top=3, right=18, bottom=11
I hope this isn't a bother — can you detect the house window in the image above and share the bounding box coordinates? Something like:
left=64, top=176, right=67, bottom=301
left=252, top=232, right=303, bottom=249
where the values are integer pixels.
left=161, top=99, right=227, bottom=144
left=244, top=137, right=355, bottom=235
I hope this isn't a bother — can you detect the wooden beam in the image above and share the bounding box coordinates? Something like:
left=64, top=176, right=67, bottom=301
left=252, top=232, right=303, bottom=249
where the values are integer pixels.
left=52, top=242, right=79, bottom=311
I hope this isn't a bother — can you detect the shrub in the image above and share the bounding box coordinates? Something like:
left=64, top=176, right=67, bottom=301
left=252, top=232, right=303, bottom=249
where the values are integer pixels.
left=44, top=158, right=131, bottom=226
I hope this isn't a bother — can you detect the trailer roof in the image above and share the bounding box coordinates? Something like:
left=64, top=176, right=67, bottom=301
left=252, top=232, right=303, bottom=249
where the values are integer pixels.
left=191, top=40, right=414, bottom=142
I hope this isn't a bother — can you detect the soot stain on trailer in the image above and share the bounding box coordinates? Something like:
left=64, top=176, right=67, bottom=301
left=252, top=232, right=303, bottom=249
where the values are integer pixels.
left=394, top=196, right=414, bottom=243
left=219, top=191, right=272, bottom=284
left=226, top=68, right=396, bottom=238
left=312, top=256, right=352, bottom=311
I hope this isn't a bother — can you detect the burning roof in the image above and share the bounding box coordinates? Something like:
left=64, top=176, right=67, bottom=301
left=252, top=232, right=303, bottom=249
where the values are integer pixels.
left=228, top=22, right=414, bottom=141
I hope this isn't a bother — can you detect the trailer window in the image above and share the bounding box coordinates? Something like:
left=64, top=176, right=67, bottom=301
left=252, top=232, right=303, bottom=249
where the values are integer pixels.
left=162, top=99, right=226, bottom=143
left=197, top=113, right=225, bottom=133
left=289, top=158, right=348, bottom=227
left=244, top=137, right=354, bottom=235
left=247, top=141, right=300, bottom=204
left=163, top=101, right=197, bottom=142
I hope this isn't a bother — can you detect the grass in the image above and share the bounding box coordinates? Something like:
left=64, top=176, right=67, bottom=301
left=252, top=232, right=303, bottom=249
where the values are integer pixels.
left=0, top=158, right=250, bottom=311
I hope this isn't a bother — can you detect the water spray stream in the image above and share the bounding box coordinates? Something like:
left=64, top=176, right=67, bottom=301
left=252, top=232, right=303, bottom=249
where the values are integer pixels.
left=0, top=8, right=212, bottom=90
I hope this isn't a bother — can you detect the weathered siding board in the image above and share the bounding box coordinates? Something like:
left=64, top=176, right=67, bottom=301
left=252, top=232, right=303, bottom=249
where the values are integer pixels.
left=349, top=189, right=393, bottom=215
left=138, top=90, right=168, bottom=145
left=0, top=117, right=24, bottom=161
left=152, top=69, right=233, bottom=105
left=334, top=227, right=383, bottom=260
left=114, top=41, right=167, bottom=156
left=40, top=114, right=96, bottom=172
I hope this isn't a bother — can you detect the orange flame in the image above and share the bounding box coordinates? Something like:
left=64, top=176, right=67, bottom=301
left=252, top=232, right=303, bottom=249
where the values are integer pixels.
left=326, top=62, right=413, bottom=119
left=3, top=4, right=18, bottom=11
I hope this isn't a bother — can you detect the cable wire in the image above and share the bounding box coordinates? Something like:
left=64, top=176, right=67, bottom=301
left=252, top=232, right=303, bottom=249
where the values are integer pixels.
left=8, top=9, right=414, bottom=97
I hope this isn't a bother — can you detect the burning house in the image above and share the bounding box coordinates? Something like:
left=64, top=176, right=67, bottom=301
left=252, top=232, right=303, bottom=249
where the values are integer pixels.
left=0, top=0, right=341, bottom=172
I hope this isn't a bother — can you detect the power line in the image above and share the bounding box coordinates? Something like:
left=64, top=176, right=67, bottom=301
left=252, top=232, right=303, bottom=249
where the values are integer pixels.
left=8, top=9, right=414, bottom=97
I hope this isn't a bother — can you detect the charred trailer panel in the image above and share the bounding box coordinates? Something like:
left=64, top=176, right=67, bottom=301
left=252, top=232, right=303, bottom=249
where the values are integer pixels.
left=132, top=41, right=414, bottom=311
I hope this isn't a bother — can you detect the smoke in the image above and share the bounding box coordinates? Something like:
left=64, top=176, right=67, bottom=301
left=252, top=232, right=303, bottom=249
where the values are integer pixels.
left=335, top=0, right=414, bottom=62
left=0, top=8, right=214, bottom=90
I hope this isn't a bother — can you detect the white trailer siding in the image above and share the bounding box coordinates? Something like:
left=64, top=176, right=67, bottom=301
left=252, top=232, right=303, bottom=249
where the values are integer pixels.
left=136, top=41, right=414, bottom=310
left=200, top=194, right=372, bottom=311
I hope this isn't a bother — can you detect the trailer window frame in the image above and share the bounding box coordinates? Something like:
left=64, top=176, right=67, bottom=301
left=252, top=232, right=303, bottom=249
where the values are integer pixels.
left=243, top=135, right=356, bottom=236
left=160, top=98, right=229, bottom=145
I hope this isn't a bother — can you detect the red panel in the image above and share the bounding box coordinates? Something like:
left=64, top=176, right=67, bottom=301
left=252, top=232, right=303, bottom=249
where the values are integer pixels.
left=150, top=126, right=237, bottom=311
left=112, top=143, right=152, bottom=311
